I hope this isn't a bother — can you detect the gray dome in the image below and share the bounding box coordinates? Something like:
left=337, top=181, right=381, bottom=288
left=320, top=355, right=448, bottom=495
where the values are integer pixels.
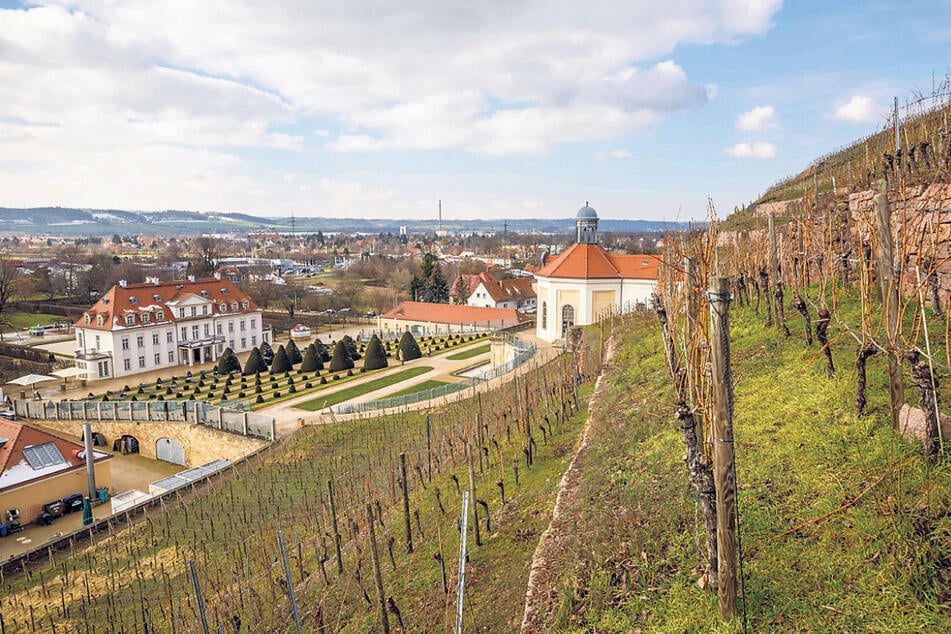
left=577, top=204, right=598, bottom=219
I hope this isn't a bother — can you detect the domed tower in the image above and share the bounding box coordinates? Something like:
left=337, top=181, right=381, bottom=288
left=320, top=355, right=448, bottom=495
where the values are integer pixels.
left=576, top=202, right=598, bottom=244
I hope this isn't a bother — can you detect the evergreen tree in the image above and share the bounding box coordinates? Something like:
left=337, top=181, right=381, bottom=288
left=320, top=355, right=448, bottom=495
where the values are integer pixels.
left=329, top=339, right=355, bottom=371
left=398, top=331, right=422, bottom=361
left=271, top=345, right=291, bottom=373
left=259, top=341, right=275, bottom=365
left=300, top=346, right=320, bottom=372
left=243, top=347, right=266, bottom=375
left=363, top=334, right=388, bottom=371
left=217, top=347, right=241, bottom=374
left=413, top=252, right=450, bottom=303
left=314, top=338, right=331, bottom=362
left=286, top=339, right=303, bottom=365
left=342, top=335, right=361, bottom=360
left=306, top=343, right=324, bottom=370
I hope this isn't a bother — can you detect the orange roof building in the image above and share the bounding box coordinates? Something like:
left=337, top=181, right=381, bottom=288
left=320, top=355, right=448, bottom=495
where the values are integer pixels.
left=0, top=420, right=112, bottom=526
left=74, top=275, right=271, bottom=381
left=534, top=205, right=660, bottom=342
left=378, top=302, right=530, bottom=337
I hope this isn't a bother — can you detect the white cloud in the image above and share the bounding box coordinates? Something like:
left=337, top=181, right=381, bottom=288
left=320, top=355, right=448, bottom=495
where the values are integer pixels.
left=834, top=95, right=882, bottom=123
left=724, top=142, right=777, bottom=158
left=736, top=105, right=777, bottom=131
left=0, top=0, right=783, bottom=213
left=596, top=149, right=633, bottom=160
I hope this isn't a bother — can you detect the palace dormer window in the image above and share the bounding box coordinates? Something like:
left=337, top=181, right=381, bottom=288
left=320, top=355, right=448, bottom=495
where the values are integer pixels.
left=179, top=308, right=185, bottom=319
left=156, top=310, right=165, bottom=321
left=231, top=302, right=238, bottom=311
left=200, top=290, right=209, bottom=297
left=125, top=315, right=135, bottom=326
left=153, top=294, right=162, bottom=302
left=129, top=296, right=138, bottom=305
left=219, top=303, right=227, bottom=313
left=84, top=314, right=92, bottom=325
left=96, top=314, right=105, bottom=327
left=241, top=301, right=249, bottom=310
left=141, top=313, right=150, bottom=324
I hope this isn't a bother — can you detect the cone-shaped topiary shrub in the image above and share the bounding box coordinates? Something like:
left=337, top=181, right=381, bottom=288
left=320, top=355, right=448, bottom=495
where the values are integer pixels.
left=286, top=339, right=303, bottom=366
left=217, top=348, right=241, bottom=375
left=399, top=331, right=422, bottom=361
left=270, top=345, right=291, bottom=373
left=244, top=347, right=267, bottom=375
left=329, top=340, right=354, bottom=371
left=300, top=346, right=320, bottom=372
left=259, top=341, right=274, bottom=365
left=363, top=334, right=388, bottom=371
left=342, top=335, right=360, bottom=360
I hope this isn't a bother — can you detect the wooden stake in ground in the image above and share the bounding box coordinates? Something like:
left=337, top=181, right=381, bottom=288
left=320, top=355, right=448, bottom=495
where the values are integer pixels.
left=873, top=185, right=905, bottom=427
left=400, top=453, right=413, bottom=554
left=769, top=212, right=790, bottom=337
left=708, top=276, right=737, bottom=620
left=366, top=504, right=391, bottom=634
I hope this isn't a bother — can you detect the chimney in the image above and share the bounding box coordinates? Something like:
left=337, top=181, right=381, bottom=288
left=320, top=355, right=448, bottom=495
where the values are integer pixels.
left=187, top=275, right=196, bottom=283
left=118, top=279, right=127, bottom=288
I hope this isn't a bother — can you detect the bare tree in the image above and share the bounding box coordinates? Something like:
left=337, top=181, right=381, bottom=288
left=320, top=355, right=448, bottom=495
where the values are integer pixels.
left=0, top=254, right=23, bottom=333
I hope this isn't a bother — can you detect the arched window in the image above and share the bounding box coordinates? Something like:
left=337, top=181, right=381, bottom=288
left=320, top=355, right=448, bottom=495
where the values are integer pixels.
left=541, top=302, right=548, bottom=330
left=561, top=304, right=575, bottom=337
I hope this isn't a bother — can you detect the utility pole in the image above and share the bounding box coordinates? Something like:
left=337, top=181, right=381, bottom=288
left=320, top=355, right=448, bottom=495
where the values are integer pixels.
left=894, top=96, right=901, bottom=181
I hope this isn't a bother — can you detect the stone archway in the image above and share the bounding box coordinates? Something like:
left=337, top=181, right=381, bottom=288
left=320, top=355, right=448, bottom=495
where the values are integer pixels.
left=156, top=437, right=186, bottom=466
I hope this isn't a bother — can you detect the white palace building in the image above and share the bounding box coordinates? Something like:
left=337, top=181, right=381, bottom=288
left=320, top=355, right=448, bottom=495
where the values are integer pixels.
left=74, top=276, right=271, bottom=382
left=534, top=205, right=661, bottom=343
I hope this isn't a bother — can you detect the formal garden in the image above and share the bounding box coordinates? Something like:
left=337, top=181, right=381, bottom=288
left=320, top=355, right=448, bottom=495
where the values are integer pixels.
left=87, top=331, right=491, bottom=410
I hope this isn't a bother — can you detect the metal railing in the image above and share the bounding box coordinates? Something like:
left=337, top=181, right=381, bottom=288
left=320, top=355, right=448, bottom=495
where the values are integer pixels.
left=335, top=336, right=535, bottom=414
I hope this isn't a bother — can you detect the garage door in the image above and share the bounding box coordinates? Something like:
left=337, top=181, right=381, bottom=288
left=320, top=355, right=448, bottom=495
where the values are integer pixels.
left=156, top=437, right=186, bottom=466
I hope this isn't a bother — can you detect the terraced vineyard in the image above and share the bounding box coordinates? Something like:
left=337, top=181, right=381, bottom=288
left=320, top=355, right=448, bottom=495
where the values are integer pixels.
left=0, top=331, right=597, bottom=632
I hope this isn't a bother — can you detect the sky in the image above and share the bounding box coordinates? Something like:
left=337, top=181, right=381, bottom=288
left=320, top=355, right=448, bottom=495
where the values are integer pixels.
left=1, top=1, right=950, bottom=222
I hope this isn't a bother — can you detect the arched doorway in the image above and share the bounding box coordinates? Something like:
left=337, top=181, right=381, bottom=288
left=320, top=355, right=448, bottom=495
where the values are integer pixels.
left=561, top=304, right=575, bottom=337
left=156, top=437, right=186, bottom=466
left=113, top=435, right=140, bottom=454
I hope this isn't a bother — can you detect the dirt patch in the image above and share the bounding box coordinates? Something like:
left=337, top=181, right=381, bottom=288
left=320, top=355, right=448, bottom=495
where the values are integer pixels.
left=520, top=337, right=616, bottom=632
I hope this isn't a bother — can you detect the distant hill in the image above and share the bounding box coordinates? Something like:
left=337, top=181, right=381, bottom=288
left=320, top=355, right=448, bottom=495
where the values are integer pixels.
left=0, top=206, right=690, bottom=236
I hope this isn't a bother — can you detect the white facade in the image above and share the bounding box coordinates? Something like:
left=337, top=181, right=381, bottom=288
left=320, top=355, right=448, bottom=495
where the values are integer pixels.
left=74, top=279, right=271, bottom=382
left=534, top=276, right=655, bottom=343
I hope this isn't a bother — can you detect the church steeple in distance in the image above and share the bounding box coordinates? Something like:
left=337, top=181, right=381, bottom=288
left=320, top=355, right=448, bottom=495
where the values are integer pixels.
left=576, top=202, right=598, bottom=244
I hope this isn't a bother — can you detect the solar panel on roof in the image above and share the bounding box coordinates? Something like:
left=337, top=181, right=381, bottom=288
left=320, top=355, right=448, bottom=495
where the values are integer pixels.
left=22, top=442, right=67, bottom=470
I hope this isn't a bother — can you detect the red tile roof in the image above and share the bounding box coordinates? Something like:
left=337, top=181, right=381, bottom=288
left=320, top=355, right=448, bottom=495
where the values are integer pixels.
left=77, top=277, right=259, bottom=331
left=535, top=244, right=661, bottom=280
left=499, top=277, right=537, bottom=300
left=381, top=302, right=531, bottom=325
left=0, top=420, right=110, bottom=492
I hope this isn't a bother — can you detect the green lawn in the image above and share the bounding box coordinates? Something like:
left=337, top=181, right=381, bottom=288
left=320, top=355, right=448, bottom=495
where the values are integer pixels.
left=385, top=379, right=450, bottom=399
left=3, top=313, right=68, bottom=330
left=445, top=343, right=491, bottom=360
left=294, top=365, right=433, bottom=411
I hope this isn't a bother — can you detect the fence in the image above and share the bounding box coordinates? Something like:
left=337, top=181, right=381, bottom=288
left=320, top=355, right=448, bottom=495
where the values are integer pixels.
left=335, top=335, right=536, bottom=414
left=13, top=398, right=276, bottom=440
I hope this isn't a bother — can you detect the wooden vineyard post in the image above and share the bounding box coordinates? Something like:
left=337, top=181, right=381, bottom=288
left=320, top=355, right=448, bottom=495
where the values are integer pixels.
left=455, top=491, right=470, bottom=634
left=366, top=504, right=391, bottom=634
left=709, top=276, right=737, bottom=620
left=188, top=560, right=210, bottom=634
left=278, top=531, right=302, bottom=634
left=769, top=212, right=790, bottom=337
left=328, top=480, right=344, bottom=574
left=400, top=452, right=413, bottom=553
left=684, top=256, right=699, bottom=404
left=874, top=185, right=904, bottom=427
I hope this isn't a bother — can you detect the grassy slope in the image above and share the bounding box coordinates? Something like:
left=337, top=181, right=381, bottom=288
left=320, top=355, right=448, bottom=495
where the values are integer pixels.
left=547, top=306, right=950, bottom=632
left=4, top=313, right=67, bottom=329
